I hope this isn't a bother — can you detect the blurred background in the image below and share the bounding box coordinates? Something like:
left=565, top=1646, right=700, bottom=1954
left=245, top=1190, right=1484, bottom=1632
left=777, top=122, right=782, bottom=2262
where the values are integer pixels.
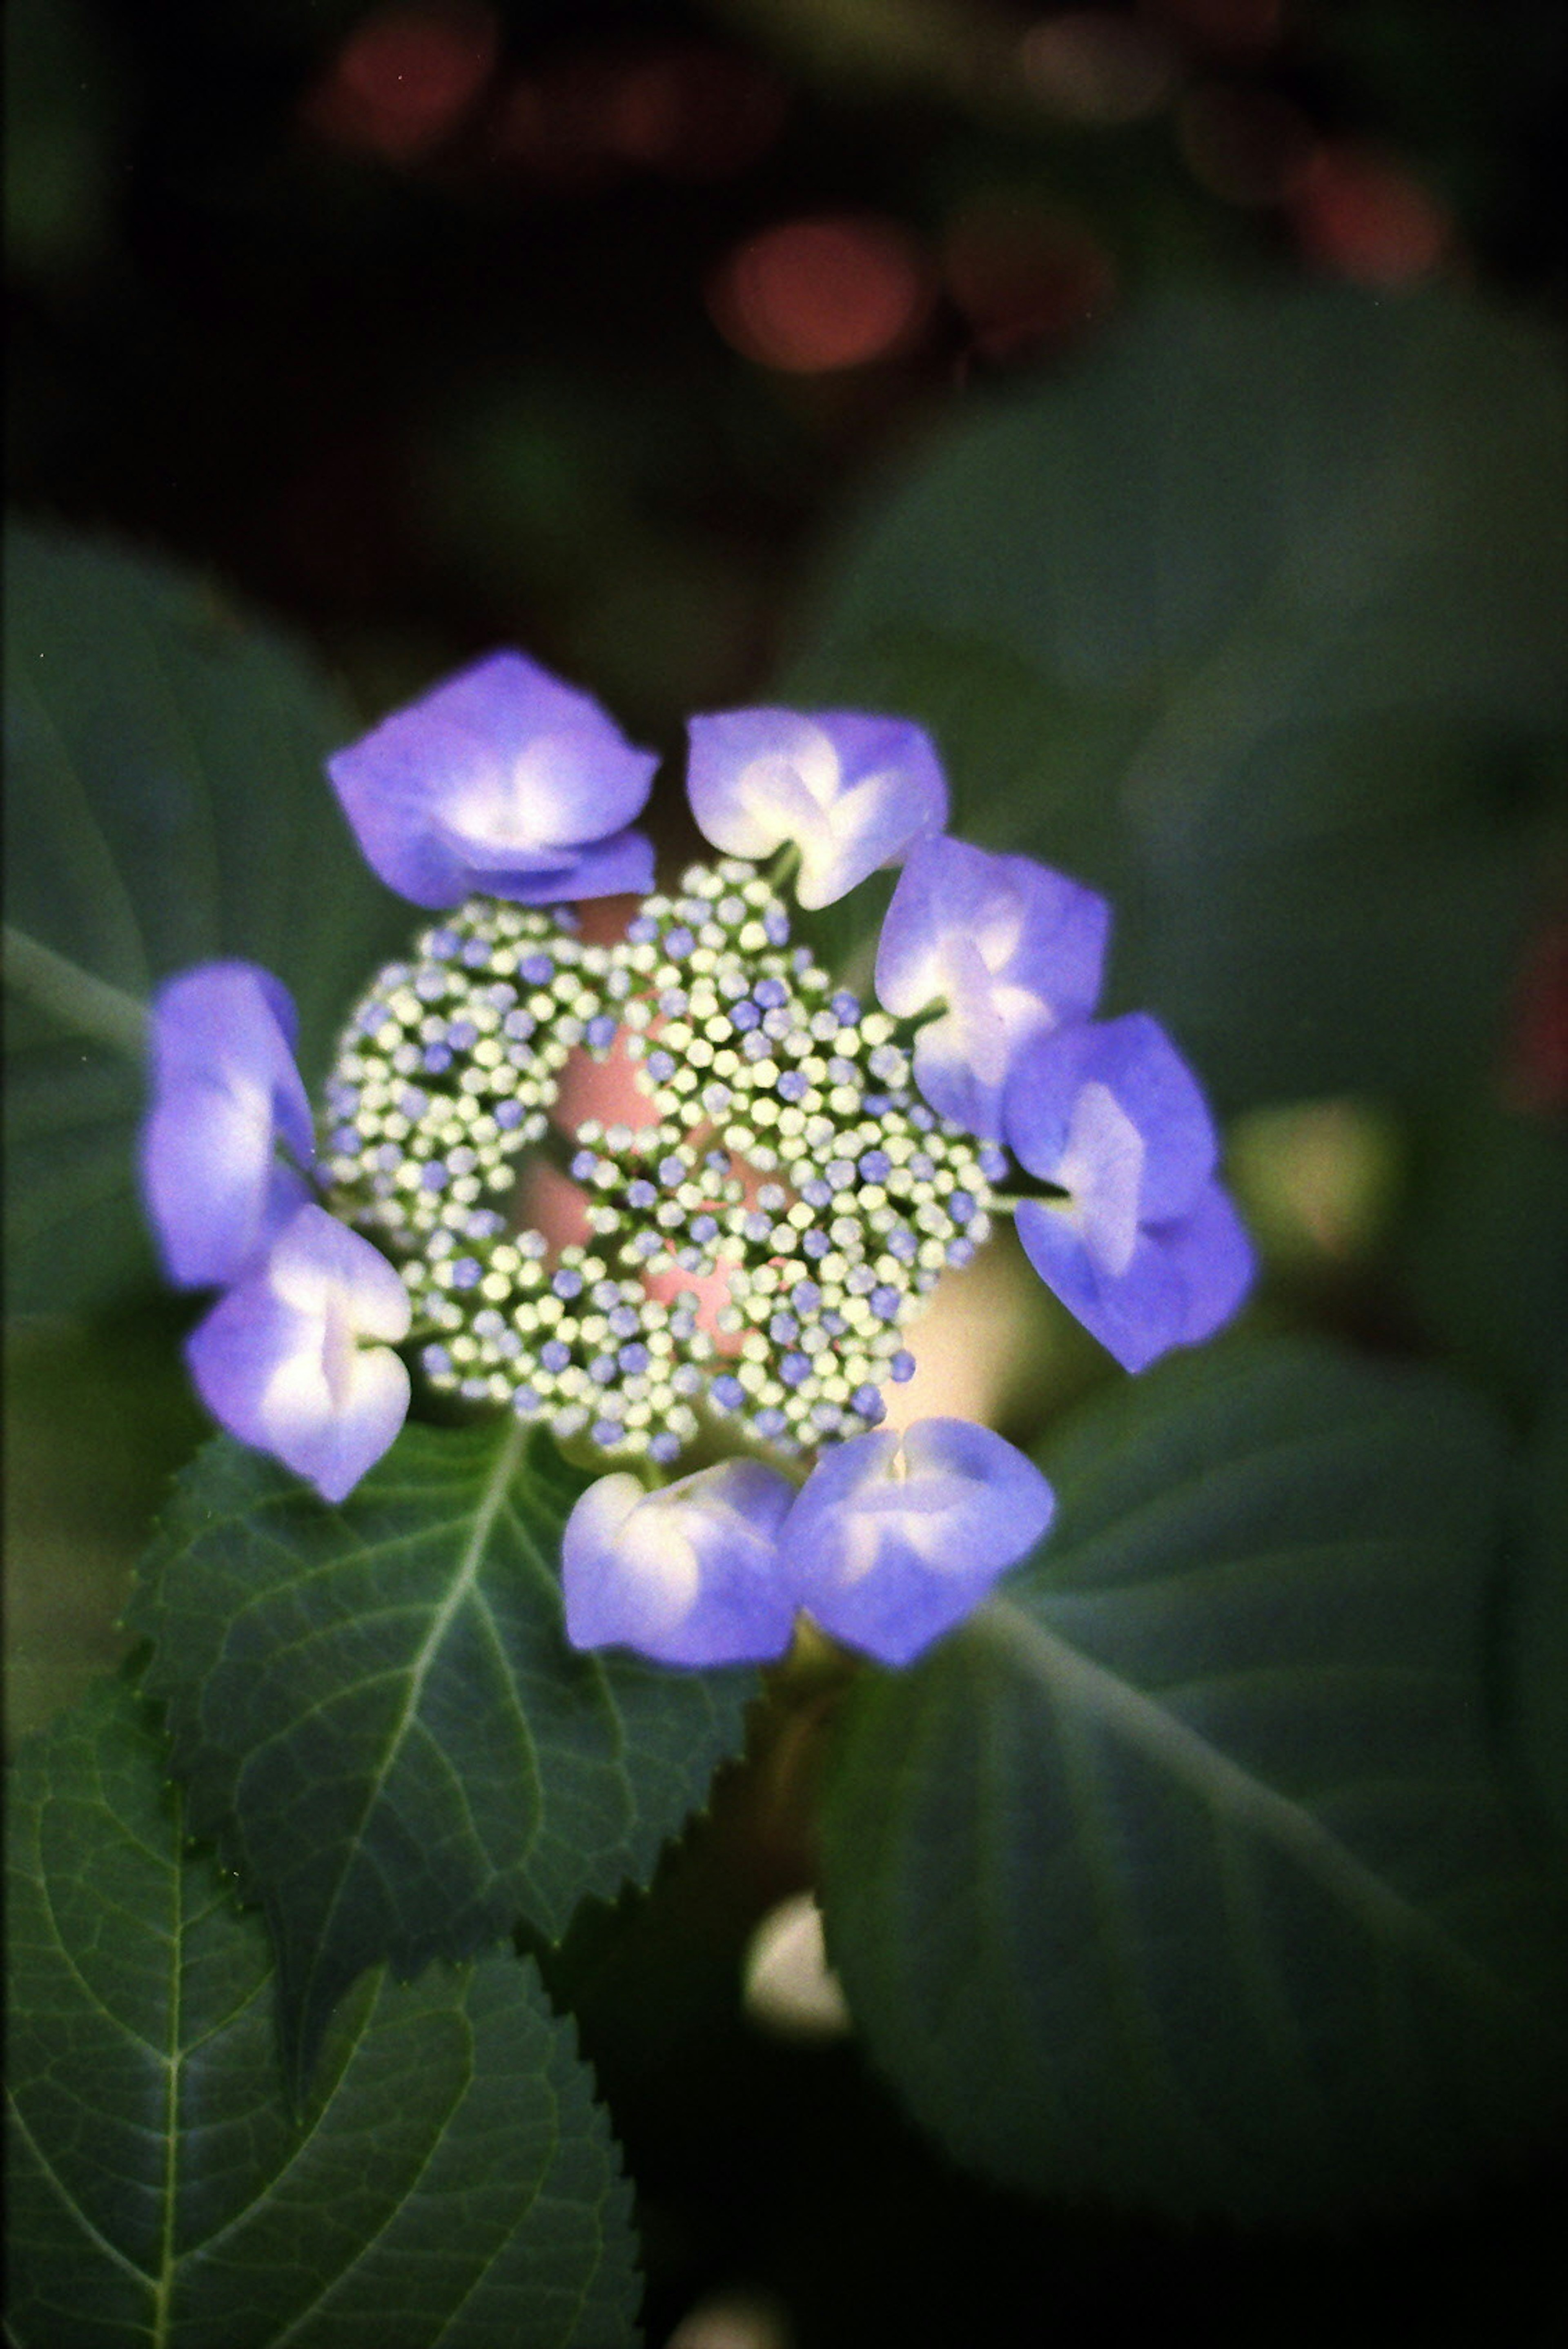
left=7, top=3, right=1567, bottom=2344
left=10, top=0, right=1564, bottom=742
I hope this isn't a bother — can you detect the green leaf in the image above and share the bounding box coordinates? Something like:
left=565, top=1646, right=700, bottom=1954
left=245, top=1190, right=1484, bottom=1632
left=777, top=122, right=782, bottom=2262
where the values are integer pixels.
left=785, top=288, right=1566, bottom=1109
left=128, top=1418, right=759, bottom=2096
left=3, top=1302, right=205, bottom=1748
left=1399, top=1102, right=1568, bottom=1412
left=5, top=1675, right=641, bottom=2349
left=819, top=1338, right=1568, bottom=2221
left=2, top=522, right=408, bottom=1314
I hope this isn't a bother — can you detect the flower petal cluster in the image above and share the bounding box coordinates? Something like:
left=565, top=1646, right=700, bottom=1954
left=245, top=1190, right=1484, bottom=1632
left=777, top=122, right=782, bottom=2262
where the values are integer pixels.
left=562, top=1420, right=1052, bottom=1668
left=686, top=708, right=946, bottom=909
left=327, top=652, right=659, bottom=910
left=140, top=643, right=1255, bottom=1672
left=140, top=961, right=414, bottom=1503
left=1004, top=1013, right=1254, bottom=1373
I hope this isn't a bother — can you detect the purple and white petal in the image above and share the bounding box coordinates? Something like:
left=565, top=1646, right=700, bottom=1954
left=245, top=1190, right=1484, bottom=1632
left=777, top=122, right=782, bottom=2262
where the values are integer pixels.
left=327, top=650, right=659, bottom=908
left=686, top=709, right=947, bottom=910
left=562, top=1458, right=797, bottom=1667
left=1013, top=1180, right=1253, bottom=1374
left=876, top=836, right=1111, bottom=1137
left=1005, top=1014, right=1254, bottom=1373
left=780, top=1418, right=1054, bottom=1667
left=1004, top=1014, right=1217, bottom=1229
left=140, top=961, right=316, bottom=1289
left=185, top=1204, right=412, bottom=1503
left=1166, top=1180, right=1256, bottom=1350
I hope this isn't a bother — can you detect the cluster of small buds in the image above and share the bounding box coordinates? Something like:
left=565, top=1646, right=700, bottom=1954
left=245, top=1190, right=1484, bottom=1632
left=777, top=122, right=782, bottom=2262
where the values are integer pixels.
left=321, top=860, right=997, bottom=1462
left=321, top=899, right=605, bottom=1243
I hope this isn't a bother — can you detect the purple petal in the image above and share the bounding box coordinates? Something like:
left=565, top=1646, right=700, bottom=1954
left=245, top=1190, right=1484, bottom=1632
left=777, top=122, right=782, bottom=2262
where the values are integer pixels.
left=1169, top=1181, right=1256, bottom=1349
left=686, top=708, right=947, bottom=909
left=447, top=824, right=655, bottom=907
left=1006, top=1016, right=1253, bottom=1373
left=1014, top=1180, right=1254, bottom=1374
left=876, top=837, right=1111, bottom=1138
left=185, top=1205, right=412, bottom=1503
left=562, top=1458, right=797, bottom=1667
left=328, top=651, right=659, bottom=909
left=140, top=961, right=315, bottom=1288
left=1013, top=1196, right=1177, bottom=1372
left=780, top=1419, right=1054, bottom=1666
left=1005, top=1014, right=1218, bottom=1225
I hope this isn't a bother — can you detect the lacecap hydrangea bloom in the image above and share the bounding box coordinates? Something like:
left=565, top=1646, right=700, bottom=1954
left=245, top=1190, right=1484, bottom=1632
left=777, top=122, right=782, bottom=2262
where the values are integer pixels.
left=139, top=648, right=1253, bottom=1665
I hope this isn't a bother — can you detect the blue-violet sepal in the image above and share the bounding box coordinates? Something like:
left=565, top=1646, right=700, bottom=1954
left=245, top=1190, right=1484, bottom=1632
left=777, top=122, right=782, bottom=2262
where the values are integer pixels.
left=327, top=650, right=658, bottom=909
left=1005, top=1012, right=1254, bottom=1373
left=185, top=1202, right=412, bottom=1503
left=876, top=835, right=1110, bottom=1138
left=140, top=960, right=316, bottom=1289
left=562, top=1458, right=798, bottom=1666
left=780, top=1418, right=1054, bottom=1667
left=686, top=708, right=947, bottom=910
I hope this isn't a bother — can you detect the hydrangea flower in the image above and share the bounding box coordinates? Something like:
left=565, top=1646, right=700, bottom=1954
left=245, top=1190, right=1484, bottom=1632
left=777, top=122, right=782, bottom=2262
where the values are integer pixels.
left=327, top=650, right=658, bottom=908
left=562, top=1458, right=796, bottom=1665
left=142, top=648, right=1254, bottom=1665
left=686, top=708, right=947, bottom=909
left=140, top=961, right=316, bottom=1288
left=875, top=835, right=1110, bottom=1137
left=1003, top=1013, right=1254, bottom=1373
left=779, top=1418, right=1055, bottom=1666
left=559, top=1420, right=1053, bottom=1668
left=186, top=1204, right=412, bottom=1505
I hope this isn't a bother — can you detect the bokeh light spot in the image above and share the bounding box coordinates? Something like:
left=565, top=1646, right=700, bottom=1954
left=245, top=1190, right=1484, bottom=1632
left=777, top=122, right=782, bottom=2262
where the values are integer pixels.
left=303, top=2, right=500, bottom=165
left=668, top=2293, right=794, bottom=2349
left=743, top=1893, right=852, bottom=2040
left=1290, top=143, right=1451, bottom=287
left=1229, top=1100, right=1399, bottom=1265
left=709, top=216, right=932, bottom=374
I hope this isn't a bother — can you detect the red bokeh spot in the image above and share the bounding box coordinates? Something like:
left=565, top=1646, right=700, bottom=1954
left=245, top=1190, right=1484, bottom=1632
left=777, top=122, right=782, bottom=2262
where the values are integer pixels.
left=303, top=2, right=500, bottom=164
left=1290, top=143, right=1451, bottom=287
left=709, top=216, right=933, bottom=374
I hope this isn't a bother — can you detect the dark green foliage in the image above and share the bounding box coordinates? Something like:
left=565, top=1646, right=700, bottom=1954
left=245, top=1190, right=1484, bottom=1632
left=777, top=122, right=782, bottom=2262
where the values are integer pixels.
left=820, top=1339, right=1568, bottom=2219
left=2, top=525, right=408, bottom=1313
left=786, top=287, right=1566, bottom=1110
left=128, top=1420, right=759, bottom=2093
left=4, top=1675, right=641, bottom=2349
